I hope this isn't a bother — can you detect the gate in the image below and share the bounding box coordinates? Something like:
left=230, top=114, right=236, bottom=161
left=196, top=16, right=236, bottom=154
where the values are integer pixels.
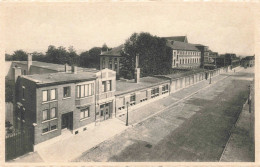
left=5, top=125, right=34, bottom=161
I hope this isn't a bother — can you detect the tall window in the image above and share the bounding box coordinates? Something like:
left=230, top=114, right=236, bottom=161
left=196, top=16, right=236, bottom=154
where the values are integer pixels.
left=42, top=90, right=48, bottom=102
left=114, top=58, right=118, bottom=71
left=109, top=58, right=112, bottom=69
left=130, top=94, right=136, bottom=106
left=80, top=108, right=90, bottom=119
left=50, top=89, right=56, bottom=100
left=102, top=81, right=106, bottom=93
left=22, top=87, right=25, bottom=99
left=77, top=83, right=94, bottom=98
left=107, top=80, right=111, bottom=91
left=102, top=58, right=106, bottom=69
left=43, top=110, right=48, bottom=121
left=63, top=86, right=71, bottom=98
left=50, top=108, right=56, bottom=119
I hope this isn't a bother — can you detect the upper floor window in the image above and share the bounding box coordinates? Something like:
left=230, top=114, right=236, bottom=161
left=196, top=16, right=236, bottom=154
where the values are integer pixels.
left=42, top=110, right=48, bottom=121
left=102, top=58, right=106, bottom=69
left=50, top=89, right=56, bottom=100
left=42, top=90, right=48, bottom=102
left=77, top=83, right=94, bottom=98
left=162, top=85, right=169, bottom=94
left=109, top=58, right=112, bottom=69
left=63, top=86, right=71, bottom=98
left=50, top=108, right=57, bottom=119
left=151, top=87, right=159, bottom=98
left=114, top=58, right=118, bottom=70
left=22, top=86, right=25, bottom=100
left=102, top=80, right=112, bottom=93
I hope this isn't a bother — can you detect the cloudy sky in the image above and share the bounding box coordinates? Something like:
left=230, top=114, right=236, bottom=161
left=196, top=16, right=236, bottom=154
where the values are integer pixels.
left=1, top=2, right=256, bottom=55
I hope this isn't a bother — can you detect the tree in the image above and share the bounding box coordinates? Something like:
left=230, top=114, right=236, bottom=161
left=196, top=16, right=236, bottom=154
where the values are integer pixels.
left=5, top=53, right=12, bottom=61
left=68, top=46, right=79, bottom=65
left=45, top=45, right=70, bottom=65
left=12, top=50, right=28, bottom=61
left=120, top=32, right=172, bottom=79
left=31, top=52, right=46, bottom=62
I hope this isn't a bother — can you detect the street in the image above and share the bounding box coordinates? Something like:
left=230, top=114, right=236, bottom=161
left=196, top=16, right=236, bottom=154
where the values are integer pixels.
left=74, top=67, right=254, bottom=162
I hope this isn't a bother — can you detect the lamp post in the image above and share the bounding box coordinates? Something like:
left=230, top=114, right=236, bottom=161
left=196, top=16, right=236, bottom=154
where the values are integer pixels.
left=209, top=72, right=212, bottom=84
left=126, top=102, right=129, bottom=126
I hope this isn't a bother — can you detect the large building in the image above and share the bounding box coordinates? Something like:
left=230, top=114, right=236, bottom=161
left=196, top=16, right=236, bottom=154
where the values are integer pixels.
left=14, top=67, right=116, bottom=145
left=166, top=40, right=201, bottom=69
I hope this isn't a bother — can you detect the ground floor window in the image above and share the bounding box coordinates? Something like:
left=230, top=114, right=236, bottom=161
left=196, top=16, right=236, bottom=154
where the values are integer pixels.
left=80, top=108, right=90, bottom=119
left=130, top=94, right=136, bottom=106
left=162, top=85, right=169, bottom=94
left=151, top=87, right=159, bottom=98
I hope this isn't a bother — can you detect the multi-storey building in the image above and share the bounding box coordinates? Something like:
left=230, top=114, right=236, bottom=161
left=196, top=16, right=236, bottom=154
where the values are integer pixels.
left=166, top=40, right=201, bottom=69
left=99, top=44, right=124, bottom=76
left=193, top=44, right=210, bottom=68
left=14, top=67, right=116, bottom=145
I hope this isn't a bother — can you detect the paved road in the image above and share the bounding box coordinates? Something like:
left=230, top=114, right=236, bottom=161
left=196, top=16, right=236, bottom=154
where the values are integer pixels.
left=74, top=67, right=254, bottom=162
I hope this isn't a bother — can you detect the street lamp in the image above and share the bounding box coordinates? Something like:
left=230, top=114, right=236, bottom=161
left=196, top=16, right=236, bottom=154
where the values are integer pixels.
left=126, top=102, right=129, bottom=126
left=209, top=72, right=212, bottom=84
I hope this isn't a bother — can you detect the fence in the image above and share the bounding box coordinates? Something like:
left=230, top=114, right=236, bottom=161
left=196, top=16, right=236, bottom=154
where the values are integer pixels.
left=5, top=125, right=34, bottom=161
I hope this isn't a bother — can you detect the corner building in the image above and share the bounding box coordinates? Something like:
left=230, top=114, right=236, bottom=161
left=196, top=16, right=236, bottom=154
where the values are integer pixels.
left=14, top=68, right=116, bottom=145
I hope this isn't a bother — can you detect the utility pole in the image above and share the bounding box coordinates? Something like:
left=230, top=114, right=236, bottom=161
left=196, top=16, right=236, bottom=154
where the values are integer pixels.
left=126, top=102, right=129, bottom=126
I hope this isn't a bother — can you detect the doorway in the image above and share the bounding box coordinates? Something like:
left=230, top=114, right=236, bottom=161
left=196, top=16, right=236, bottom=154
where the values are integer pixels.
left=61, top=112, right=73, bottom=130
left=100, top=103, right=111, bottom=121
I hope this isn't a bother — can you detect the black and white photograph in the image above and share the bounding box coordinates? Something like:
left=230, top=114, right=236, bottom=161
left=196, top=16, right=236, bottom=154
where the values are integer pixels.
left=0, top=1, right=258, bottom=165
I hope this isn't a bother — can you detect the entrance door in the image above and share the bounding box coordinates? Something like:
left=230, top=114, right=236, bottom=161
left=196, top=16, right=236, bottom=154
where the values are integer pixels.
left=100, top=103, right=110, bottom=121
left=62, top=112, right=73, bottom=130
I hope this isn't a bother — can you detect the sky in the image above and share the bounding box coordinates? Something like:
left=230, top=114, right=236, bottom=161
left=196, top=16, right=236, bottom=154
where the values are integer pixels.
left=1, top=2, right=256, bottom=56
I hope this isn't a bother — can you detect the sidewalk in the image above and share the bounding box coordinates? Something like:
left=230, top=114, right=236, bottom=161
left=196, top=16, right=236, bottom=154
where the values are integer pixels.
left=220, top=88, right=254, bottom=161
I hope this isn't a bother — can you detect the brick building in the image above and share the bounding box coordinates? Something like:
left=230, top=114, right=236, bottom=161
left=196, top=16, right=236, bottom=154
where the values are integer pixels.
left=14, top=67, right=116, bottom=145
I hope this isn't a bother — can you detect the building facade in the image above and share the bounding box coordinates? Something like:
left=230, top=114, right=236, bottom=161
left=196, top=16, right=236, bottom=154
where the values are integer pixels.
left=166, top=40, right=201, bottom=69
left=14, top=68, right=116, bottom=145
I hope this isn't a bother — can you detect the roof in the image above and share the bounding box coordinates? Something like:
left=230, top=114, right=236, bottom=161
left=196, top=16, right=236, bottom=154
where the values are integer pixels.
left=22, top=71, right=97, bottom=87
left=166, top=41, right=200, bottom=51
left=116, top=76, right=169, bottom=96
left=163, top=36, right=188, bottom=43
left=13, top=61, right=88, bottom=72
left=100, top=44, right=124, bottom=57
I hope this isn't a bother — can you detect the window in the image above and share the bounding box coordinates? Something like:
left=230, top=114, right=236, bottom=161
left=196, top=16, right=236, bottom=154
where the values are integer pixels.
left=102, top=81, right=106, bottom=92
left=151, top=87, right=159, bottom=98
left=43, top=110, right=48, bottom=121
left=179, top=59, right=181, bottom=64
left=63, top=86, right=71, bottom=98
left=102, top=58, right=106, bottom=69
left=50, top=89, right=56, bottom=100
left=77, top=83, right=94, bottom=98
left=42, top=127, right=49, bottom=133
left=162, top=85, right=169, bottom=94
left=80, top=108, right=90, bottom=119
left=130, top=94, right=136, bottom=106
left=50, top=108, right=56, bottom=119
left=107, top=81, right=111, bottom=91
left=114, top=58, right=118, bottom=71
left=43, top=90, right=48, bottom=102
left=109, top=58, right=112, bottom=69
left=51, top=125, right=57, bottom=130
left=24, top=70, right=26, bottom=75
left=22, top=87, right=25, bottom=100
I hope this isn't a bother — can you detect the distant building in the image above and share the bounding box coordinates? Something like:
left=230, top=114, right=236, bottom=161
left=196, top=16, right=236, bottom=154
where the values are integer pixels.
left=241, top=55, right=255, bottom=67
left=99, top=44, right=124, bottom=76
left=193, top=44, right=210, bottom=68
left=166, top=40, right=201, bottom=69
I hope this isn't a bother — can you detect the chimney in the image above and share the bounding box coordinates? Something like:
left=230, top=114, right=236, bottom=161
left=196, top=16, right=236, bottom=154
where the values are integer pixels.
left=65, top=63, right=69, bottom=72
left=135, top=55, right=140, bottom=83
left=27, top=53, right=32, bottom=74
left=13, top=67, right=22, bottom=83
left=72, top=65, right=77, bottom=74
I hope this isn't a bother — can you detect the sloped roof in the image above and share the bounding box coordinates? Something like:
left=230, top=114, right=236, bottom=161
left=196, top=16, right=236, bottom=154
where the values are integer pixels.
left=100, top=44, right=124, bottom=57
left=166, top=41, right=200, bottom=51
left=163, top=36, right=188, bottom=43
